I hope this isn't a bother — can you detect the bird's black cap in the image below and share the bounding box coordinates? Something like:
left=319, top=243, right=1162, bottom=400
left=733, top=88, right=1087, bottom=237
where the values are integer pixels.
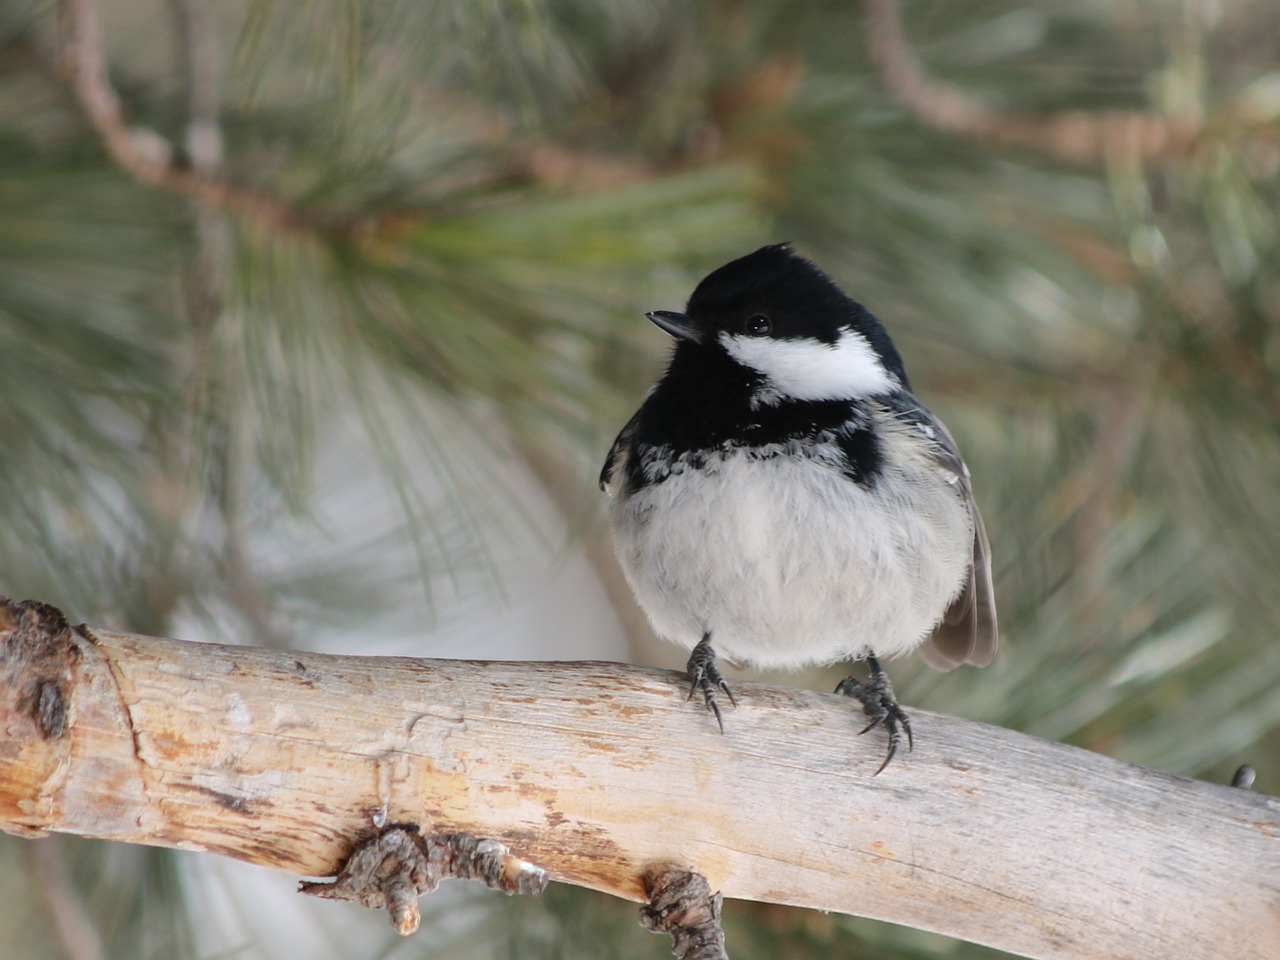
left=672, top=244, right=909, bottom=388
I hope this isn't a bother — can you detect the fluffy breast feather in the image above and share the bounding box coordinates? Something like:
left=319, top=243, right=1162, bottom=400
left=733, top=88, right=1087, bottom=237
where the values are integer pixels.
left=608, top=409, right=973, bottom=669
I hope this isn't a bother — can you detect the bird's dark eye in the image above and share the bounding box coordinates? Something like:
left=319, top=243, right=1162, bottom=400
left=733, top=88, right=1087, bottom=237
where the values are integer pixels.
left=745, top=314, right=772, bottom=335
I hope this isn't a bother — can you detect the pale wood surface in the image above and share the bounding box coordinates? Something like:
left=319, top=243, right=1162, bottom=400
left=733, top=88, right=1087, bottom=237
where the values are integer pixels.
left=2, top=617, right=1278, bottom=959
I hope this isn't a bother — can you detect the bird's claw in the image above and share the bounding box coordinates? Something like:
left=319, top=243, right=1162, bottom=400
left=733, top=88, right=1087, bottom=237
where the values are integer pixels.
left=836, top=654, right=912, bottom=775
left=687, top=636, right=736, bottom=733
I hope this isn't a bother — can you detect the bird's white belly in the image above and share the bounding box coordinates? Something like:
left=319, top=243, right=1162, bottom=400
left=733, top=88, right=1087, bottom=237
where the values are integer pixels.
left=611, top=450, right=971, bottom=668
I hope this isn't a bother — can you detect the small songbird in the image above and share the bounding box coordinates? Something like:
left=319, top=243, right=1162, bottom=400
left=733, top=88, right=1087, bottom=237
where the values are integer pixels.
left=600, top=244, right=997, bottom=772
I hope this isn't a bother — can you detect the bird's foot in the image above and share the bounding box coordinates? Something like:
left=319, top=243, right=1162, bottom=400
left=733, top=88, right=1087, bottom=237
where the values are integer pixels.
left=687, top=635, right=736, bottom=733
left=835, top=653, right=913, bottom=775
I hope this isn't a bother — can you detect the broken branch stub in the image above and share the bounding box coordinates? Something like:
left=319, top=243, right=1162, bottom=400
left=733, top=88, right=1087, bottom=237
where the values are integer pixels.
left=300, top=826, right=549, bottom=935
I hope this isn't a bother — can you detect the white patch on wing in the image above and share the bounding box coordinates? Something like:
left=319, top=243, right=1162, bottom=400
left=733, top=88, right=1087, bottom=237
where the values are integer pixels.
left=720, top=329, right=894, bottom=400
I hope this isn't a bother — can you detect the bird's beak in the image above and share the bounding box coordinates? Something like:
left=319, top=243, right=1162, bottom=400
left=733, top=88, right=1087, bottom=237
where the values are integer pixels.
left=646, top=310, right=705, bottom=344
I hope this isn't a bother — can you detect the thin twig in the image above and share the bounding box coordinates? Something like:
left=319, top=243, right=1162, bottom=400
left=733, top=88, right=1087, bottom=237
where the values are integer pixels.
left=164, top=0, right=290, bottom=650
left=55, top=0, right=657, bottom=236
left=169, top=0, right=223, bottom=174
left=864, top=0, right=1203, bottom=164
left=56, top=0, right=331, bottom=232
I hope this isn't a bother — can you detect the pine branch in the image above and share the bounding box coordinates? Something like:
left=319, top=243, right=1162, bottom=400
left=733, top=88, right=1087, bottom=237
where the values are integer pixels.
left=1, top=596, right=1276, bottom=959
left=53, top=0, right=658, bottom=241
left=55, top=0, right=314, bottom=232
left=864, top=0, right=1211, bottom=164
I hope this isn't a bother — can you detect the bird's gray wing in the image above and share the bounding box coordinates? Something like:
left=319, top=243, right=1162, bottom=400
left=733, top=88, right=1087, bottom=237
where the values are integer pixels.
left=885, top=394, right=998, bottom=670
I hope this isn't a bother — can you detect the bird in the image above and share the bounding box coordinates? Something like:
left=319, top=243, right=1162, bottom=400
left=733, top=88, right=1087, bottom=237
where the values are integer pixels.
left=600, top=243, right=997, bottom=773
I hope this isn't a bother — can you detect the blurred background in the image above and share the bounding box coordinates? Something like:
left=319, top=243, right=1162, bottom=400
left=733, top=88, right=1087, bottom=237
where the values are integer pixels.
left=2, top=0, right=1279, bottom=957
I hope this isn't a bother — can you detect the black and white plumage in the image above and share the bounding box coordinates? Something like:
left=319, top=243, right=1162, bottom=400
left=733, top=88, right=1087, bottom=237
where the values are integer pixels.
left=600, top=244, right=997, bottom=771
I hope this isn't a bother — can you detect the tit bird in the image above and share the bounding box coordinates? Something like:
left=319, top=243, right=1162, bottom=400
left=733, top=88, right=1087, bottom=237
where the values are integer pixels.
left=600, top=244, right=997, bottom=772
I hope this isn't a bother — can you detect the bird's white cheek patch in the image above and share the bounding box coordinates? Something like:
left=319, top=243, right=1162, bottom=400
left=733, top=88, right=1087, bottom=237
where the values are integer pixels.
left=720, top=330, right=894, bottom=400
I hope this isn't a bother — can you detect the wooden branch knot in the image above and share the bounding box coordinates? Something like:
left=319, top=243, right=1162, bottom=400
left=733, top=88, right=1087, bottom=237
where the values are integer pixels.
left=299, top=825, right=548, bottom=935
left=640, top=865, right=728, bottom=960
left=0, top=596, right=83, bottom=742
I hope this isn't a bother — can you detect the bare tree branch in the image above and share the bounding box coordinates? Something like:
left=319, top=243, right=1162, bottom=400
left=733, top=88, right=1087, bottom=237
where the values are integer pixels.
left=56, top=0, right=316, bottom=231
left=864, top=0, right=1206, bottom=164
left=1, top=596, right=1277, bottom=959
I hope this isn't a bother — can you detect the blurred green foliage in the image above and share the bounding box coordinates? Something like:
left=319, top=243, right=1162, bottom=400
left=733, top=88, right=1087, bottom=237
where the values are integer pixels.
left=1, top=0, right=1278, bottom=957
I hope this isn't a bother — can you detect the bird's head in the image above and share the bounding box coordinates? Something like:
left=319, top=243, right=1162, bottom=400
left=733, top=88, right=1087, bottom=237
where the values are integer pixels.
left=648, top=244, right=908, bottom=403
